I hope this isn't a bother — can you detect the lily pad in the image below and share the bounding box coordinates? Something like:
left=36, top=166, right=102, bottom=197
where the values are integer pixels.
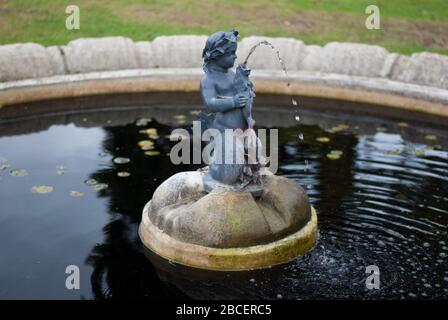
left=326, top=150, right=343, bottom=160
left=31, top=185, right=53, bottom=194
left=328, top=124, right=349, bottom=133
left=113, top=157, right=130, bottom=164
left=136, top=118, right=153, bottom=126
left=117, top=171, right=131, bottom=177
left=70, top=191, right=84, bottom=197
left=84, top=178, right=97, bottom=185
left=10, top=169, right=28, bottom=177
left=173, top=115, right=186, bottom=120
left=144, top=150, right=161, bottom=156
left=138, top=140, right=155, bottom=150
left=93, top=183, right=109, bottom=191
left=330, top=150, right=343, bottom=155
left=316, top=137, right=330, bottom=143
left=326, top=153, right=341, bottom=160
left=139, top=128, right=158, bottom=136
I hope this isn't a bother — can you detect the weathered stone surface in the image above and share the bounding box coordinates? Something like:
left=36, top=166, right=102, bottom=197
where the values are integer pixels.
left=61, top=37, right=139, bottom=73
left=135, top=41, right=155, bottom=68
left=391, top=52, right=448, bottom=89
left=0, top=43, right=65, bottom=82
left=300, top=45, right=324, bottom=72
left=47, top=46, right=67, bottom=75
left=237, top=36, right=306, bottom=70
left=147, top=171, right=311, bottom=248
left=379, top=53, right=400, bottom=78
left=320, top=42, right=389, bottom=77
left=150, top=35, right=207, bottom=68
left=389, top=54, right=410, bottom=80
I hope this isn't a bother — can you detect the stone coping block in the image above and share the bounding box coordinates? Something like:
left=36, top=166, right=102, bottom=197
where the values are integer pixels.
left=61, top=36, right=139, bottom=73
left=0, top=43, right=65, bottom=82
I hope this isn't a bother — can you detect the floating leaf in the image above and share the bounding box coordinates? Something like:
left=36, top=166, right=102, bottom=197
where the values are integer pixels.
left=397, top=122, right=409, bottom=128
left=10, top=169, right=28, bottom=177
left=326, top=153, right=341, bottom=160
left=70, top=191, right=84, bottom=197
left=326, top=150, right=343, bottom=160
left=144, top=150, right=161, bottom=156
left=94, top=183, right=108, bottom=191
left=113, top=157, right=130, bottom=164
left=117, top=171, right=131, bottom=177
left=136, top=118, right=152, bottom=126
left=31, top=185, right=53, bottom=194
left=84, top=178, right=97, bottom=185
left=316, top=137, right=330, bottom=143
left=138, top=140, right=155, bottom=149
left=425, top=134, right=437, bottom=141
left=139, top=128, right=158, bottom=136
left=173, top=115, right=186, bottom=120
left=329, top=124, right=349, bottom=133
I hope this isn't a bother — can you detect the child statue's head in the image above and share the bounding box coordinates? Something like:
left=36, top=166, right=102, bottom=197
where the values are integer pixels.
left=202, top=29, right=239, bottom=72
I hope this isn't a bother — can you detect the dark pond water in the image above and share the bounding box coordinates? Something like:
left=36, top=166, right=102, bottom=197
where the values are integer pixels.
left=0, top=97, right=447, bottom=299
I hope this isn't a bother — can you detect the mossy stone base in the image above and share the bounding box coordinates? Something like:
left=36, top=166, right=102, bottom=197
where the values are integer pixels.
left=139, top=203, right=317, bottom=271
left=139, top=171, right=318, bottom=271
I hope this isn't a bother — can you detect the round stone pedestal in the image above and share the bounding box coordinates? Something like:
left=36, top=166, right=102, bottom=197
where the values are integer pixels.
left=139, top=170, right=317, bottom=271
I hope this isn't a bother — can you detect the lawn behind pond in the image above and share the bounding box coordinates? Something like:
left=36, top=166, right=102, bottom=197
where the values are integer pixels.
left=1, top=0, right=447, bottom=55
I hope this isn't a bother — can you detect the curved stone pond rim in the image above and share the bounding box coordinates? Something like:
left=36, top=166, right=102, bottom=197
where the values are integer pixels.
left=0, top=69, right=447, bottom=123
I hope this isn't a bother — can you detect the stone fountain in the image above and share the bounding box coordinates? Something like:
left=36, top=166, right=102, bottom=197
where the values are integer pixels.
left=139, top=29, right=317, bottom=271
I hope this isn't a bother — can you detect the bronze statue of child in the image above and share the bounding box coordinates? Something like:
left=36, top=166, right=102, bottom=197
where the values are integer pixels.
left=199, top=29, right=265, bottom=186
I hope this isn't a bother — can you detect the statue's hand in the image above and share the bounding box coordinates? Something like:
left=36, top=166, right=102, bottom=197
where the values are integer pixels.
left=233, top=93, right=248, bottom=108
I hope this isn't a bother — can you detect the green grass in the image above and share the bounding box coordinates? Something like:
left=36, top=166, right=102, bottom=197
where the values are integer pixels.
left=1, top=0, right=447, bottom=55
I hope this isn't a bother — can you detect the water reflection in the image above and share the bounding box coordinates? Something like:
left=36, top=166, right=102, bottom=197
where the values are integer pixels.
left=0, top=102, right=447, bottom=299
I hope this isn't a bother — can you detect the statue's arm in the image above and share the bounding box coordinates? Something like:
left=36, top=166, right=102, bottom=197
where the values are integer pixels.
left=200, top=79, right=236, bottom=113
